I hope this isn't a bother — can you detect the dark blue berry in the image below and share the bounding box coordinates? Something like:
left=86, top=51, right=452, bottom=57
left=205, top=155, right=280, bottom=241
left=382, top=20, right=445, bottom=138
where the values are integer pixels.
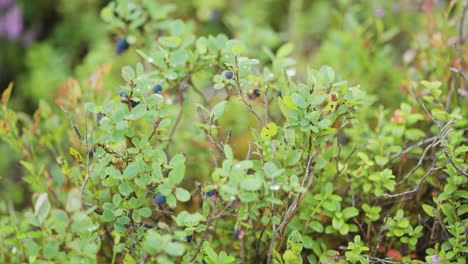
left=115, top=38, right=129, bottom=55
left=155, top=194, right=166, bottom=205
left=153, top=84, right=163, bottom=94
left=186, top=235, right=193, bottom=242
left=206, top=189, right=216, bottom=197
left=253, top=89, right=260, bottom=97
left=119, top=90, right=128, bottom=98
left=277, top=91, right=282, bottom=98
left=97, top=113, right=104, bottom=123
left=225, top=71, right=234, bottom=79
left=130, top=100, right=139, bottom=108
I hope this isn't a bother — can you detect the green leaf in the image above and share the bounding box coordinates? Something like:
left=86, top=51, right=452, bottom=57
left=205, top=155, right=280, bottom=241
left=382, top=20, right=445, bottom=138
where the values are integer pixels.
left=422, top=204, right=435, bottom=217
left=164, top=242, right=186, bottom=256
left=231, top=44, right=245, bottom=54
left=159, top=184, right=172, bottom=196
left=310, top=94, right=328, bottom=106
left=454, top=145, right=468, bottom=156
left=287, top=229, right=304, bottom=253
left=240, top=177, right=262, bottom=191
left=175, top=188, right=191, bottom=202
left=211, top=101, right=228, bottom=121
left=126, top=104, right=147, bottom=120
left=124, top=163, right=140, bottom=179
left=139, top=207, right=152, bottom=218
left=113, top=194, right=122, bottom=207
left=170, top=49, right=188, bottom=66
left=332, top=217, right=344, bottom=229
left=196, top=37, right=207, bottom=54
left=375, top=156, right=388, bottom=166
left=43, top=242, right=59, bottom=259
left=224, top=145, right=233, bottom=161
left=320, top=66, right=335, bottom=84
left=102, top=209, right=115, bottom=222
left=342, top=207, right=359, bottom=219
left=123, top=254, right=136, bottom=264
left=285, top=149, right=303, bottom=166
left=308, top=221, right=324, bottom=233
left=420, top=80, right=441, bottom=90
left=276, top=43, right=294, bottom=57
left=122, top=66, right=135, bottom=82
left=318, top=119, right=332, bottom=129
left=405, top=129, right=425, bottom=141
left=457, top=204, right=468, bottom=216
left=261, top=122, right=278, bottom=142
left=34, top=193, right=51, bottom=224
left=65, top=188, right=82, bottom=212
left=168, top=154, right=186, bottom=185
left=118, top=182, right=133, bottom=196
left=291, top=93, right=307, bottom=108
left=431, top=109, right=447, bottom=121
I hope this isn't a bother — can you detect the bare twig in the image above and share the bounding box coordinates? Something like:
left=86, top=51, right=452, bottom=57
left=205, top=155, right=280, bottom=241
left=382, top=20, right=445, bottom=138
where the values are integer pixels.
left=459, top=0, right=468, bottom=44
left=385, top=152, right=447, bottom=198
left=390, top=136, right=438, bottom=162
left=234, top=57, right=263, bottom=125
left=267, top=151, right=317, bottom=263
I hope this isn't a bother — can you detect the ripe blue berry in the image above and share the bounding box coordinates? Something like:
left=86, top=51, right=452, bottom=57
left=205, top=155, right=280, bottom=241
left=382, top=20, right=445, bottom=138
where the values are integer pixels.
left=119, top=90, right=128, bottom=98
left=225, top=71, right=234, bottom=79
left=155, top=194, right=166, bottom=205
left=186, top=235, right=193, bottom=242
left=206, top=189, right=216, bottom=197
left=153, top=84, right=163, bottom=94
left=277, top=91, right=282, bottom=98
left=115, top=38, right=129, bottom=55
left=130, top=100, right=139, bottom=108
left=253, top=89, right=260, bottom=97
left=97, top=113, right=104, bottom=123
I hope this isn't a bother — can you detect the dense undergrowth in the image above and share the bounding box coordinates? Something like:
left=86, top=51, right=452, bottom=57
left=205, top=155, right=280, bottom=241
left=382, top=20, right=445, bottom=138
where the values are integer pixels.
left=0, top=0, right=467, bottom=263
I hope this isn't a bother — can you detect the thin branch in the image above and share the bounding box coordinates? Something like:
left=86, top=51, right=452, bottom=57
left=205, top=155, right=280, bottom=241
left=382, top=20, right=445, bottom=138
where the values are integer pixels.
left=267, top=151, right=317, bottom=263
left=234, top=57, right=263, bottom=125
left=390, top=136, right=438, bottom=162
left=459, top=0, right=468, bottom=44
left=385, top=153, right=447, bottom=198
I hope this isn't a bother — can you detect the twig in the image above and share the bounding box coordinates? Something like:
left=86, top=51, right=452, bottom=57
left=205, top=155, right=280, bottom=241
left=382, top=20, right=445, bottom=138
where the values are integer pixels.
left=384, top=152, right=447, bottom=198
left=390, top=136, right=438, bottom=162
left=263, top=85, right=269, bottom=125
left=60, top=105, right=82, bottom=140
left=204, top=129, right=225, bottom=157
left=81, top=111, right=93, bottom=195
left=335, top=144, right=367, bottom=178
left=459, top=0, right=468, bottom=44
left=267, top=151, right=317, bottom=263
left=234, top=57, right=263, bottom=125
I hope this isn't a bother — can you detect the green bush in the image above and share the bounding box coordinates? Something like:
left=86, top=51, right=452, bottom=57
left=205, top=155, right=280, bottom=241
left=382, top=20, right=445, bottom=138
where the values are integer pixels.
left=0, top=0, right=467, bottom=263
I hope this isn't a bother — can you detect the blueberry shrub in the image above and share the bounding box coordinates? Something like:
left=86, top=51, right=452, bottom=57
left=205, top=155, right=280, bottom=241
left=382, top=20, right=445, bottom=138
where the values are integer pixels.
left=0, top=0, right=467, bottom=263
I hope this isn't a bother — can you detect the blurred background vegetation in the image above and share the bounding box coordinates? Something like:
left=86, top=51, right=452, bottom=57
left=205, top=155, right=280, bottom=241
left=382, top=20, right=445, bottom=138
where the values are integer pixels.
left=0, top=0, right=464, bottom=205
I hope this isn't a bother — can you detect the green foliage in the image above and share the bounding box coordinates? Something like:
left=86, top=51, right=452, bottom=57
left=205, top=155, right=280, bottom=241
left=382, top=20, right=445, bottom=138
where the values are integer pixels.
left=1, top=0, right=467, bottom=263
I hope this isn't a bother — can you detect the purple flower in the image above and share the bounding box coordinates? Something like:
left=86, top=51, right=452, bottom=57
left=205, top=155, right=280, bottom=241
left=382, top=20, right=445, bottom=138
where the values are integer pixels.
left=430, top=255, right=439, bottom=264
left=457, top=89, right=468, bottom=97
left=0, top=0, right=13, bottom=8
left=0, top=3, right=23, bottom=40
left=373, top=7, right=386, bottom=18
